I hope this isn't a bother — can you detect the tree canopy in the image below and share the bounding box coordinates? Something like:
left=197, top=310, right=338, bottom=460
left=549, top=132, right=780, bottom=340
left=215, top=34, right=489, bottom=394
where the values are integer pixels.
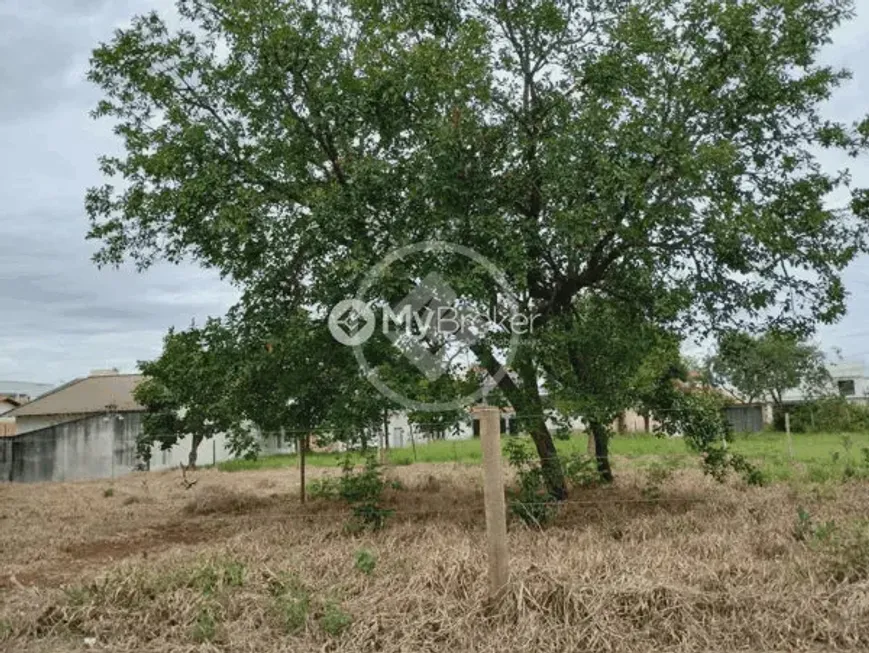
left=89, top=0, right=869, bottom=496
left=708, top=331, right=831, bottom=405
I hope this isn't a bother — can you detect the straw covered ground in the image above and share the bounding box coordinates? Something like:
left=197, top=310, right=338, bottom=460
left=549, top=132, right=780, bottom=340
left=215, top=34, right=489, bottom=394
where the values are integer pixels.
left=2, top=459, right=869, bottom=652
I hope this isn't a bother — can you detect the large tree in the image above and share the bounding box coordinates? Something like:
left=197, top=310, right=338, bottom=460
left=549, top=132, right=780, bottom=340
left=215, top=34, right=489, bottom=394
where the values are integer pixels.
left=88, top=0, right=869, bottom=498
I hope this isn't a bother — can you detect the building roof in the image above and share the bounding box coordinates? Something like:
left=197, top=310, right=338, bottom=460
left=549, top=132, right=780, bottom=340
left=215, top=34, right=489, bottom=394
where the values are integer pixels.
left=0, top=396, right=23, bottom=408
left=3, top=373, right=144, bottom=418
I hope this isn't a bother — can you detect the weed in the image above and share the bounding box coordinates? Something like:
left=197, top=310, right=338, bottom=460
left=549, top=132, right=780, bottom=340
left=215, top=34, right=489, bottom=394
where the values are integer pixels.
left=103, top=487, right=114, bottom=498
left=269, top=574, right=310, bottom=634
left=188, top=559, right=245, bottom=595
left=825, top=521, right=869, bottom=583
left=354, top=549, right=376, bottom=575
left=793, top=507, right=836, bottom=544
left=191, top=605, right=217, bottom=643
left=641, top=462, right=674, bottom=501
left=391, top=455, right=413, bottom=466
left=389, top=479, right=405, bottom=491
left=307, top=477, right=340, bottom=500
left=0, top=619, right=12, bottom=641
left=319, top=602, right=352, bottom=637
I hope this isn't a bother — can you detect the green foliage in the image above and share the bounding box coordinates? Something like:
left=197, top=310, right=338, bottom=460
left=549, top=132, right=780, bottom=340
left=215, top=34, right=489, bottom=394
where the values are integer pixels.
left=561, top=452, right=600, bottom=488
left=641, top=461, right=677, bottom=501
left=268, top=574, right=310, bottom=635
left=657, top=389, right=766, bottom=485
left=339, top=454, right=392, bottom=531
left=192, top=605, right=218, bottom=643
left=103, top=487, right=114, bottom=498
left=786, top=396, right=869, bottom=433
left=319, top=602, right=353, bottom=637
left=307, top=477, right=340, bottom=501
left=709, top=332, right=830, bottom=405
left=354, top=549, right=377, bottom=576
left=87, top=0, right=869, bottom=497
left=793, top=507, right=836, bottom=544
left=135, top=320, right=241, bottom=465
left=504, top=438, right=559, bottom=528
left=189, top=560, right=245, bottom=596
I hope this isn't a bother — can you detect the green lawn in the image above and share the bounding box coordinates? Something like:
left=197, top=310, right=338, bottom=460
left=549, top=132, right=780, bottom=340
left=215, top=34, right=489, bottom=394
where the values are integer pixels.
left=218, top=431, right=869, bottom=483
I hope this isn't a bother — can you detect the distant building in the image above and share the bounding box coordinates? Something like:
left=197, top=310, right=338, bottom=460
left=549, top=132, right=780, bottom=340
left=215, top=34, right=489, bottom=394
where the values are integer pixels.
left=0, top=369, right=292, bottom=483
left=780, top=361, right=869, bottom=404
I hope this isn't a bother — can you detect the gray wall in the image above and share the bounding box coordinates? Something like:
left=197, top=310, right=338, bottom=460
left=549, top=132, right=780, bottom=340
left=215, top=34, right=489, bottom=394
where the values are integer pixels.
left=0, top=414, right=298, bottom=483
left=724, top=405, right=764, bottom=433
left=0, top=413, right=142, bottom=483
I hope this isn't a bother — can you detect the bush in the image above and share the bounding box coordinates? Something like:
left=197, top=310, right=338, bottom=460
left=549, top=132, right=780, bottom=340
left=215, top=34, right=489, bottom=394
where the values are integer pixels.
left=268, top=574, right=310, bottom=634
left=339, top=454, right=392, bottom=531
left=307, top=477, right=340, bottom=500
left=784, top=396, right=869, bottom=433
left=354, top=549, right=376, bottom=575
left=503, top=438, right=558, bottom=528
left=319, top=602, right=353, bottom=637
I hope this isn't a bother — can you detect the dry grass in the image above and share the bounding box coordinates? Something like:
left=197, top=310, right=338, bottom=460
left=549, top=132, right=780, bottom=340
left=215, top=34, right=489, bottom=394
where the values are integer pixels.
left=2, top=461, right=869, bottom=652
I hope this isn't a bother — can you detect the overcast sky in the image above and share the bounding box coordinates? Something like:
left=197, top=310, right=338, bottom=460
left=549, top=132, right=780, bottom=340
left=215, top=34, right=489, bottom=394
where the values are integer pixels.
left=0, top=0, right=868, bottom=387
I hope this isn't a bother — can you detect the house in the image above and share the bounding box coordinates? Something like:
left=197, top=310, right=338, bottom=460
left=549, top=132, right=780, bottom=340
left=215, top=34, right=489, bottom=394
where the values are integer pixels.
left=0, top=369, right=295, bottom=483
left=0, top=395, right=23, bottom=437
left=5, top=370, right=145, bottom=434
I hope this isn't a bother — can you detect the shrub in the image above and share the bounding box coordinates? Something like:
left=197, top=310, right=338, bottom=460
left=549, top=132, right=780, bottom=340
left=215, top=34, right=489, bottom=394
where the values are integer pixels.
left=561, top=452, right=599, bottom=488
left=503, top=438, right=558, bottom=528
left=268, top=574, right=310, bottom=634
left=784, top=396, right=869, bottom=433
left=354, top=549, right=376, bottom=575
left=103, top=487, right=114, bottom=498
left=339, top=454, right=392, bottom=531
left=319, top=602, right=352, bottom=637
left=307, top=477, right=340, bottom=500
left=191, top=605, right=218, bottom=643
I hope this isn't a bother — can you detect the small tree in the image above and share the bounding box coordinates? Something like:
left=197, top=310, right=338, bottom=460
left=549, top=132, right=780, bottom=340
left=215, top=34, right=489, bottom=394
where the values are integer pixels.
left=708, top=331, right=830, bottom=407
left=135, top=320, right=236, bottom=468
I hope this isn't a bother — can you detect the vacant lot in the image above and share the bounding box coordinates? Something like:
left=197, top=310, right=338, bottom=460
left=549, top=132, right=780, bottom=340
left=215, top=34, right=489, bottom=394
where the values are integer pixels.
left=3, top=443, right=869, bottom=652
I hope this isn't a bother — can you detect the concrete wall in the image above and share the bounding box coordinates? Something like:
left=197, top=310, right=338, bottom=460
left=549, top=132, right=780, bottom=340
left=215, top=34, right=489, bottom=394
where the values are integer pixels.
left=0, top=413, right=142, bottom=483
left=0, top=413, right=298, bottom=483
left=15, top=414, right=90, bottom=434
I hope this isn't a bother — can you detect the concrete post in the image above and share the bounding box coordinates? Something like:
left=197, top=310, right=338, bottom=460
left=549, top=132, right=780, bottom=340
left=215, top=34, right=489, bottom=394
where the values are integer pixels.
left=479, top=406, right=508, bottom=597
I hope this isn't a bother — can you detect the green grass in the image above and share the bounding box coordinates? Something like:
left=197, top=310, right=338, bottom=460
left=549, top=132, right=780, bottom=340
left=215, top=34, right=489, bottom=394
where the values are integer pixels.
left=218, top=431, right=869, bottom=484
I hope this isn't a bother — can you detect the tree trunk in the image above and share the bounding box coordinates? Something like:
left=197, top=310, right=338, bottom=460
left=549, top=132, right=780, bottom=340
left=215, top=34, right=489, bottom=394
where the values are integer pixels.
left=588, top=420, right=613, bottom=483
left=472, top=344, right=567, bottom=499
left=382, top=410, right=390, bottom=450
left=643, top=411, right=651, bottom=433
left=299, top=434, right=306, bottom=504
left=188, top=433, right=203, bottom=469
left=528, top=415, right=567, bottom=500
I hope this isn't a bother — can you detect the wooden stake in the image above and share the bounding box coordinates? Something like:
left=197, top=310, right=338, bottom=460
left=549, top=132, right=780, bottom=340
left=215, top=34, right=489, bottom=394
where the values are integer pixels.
left=299, top=434, right=307, bottom=504
left=479, top=406, right=508, bottom=597
left=785, top=412, right=794, bottom=461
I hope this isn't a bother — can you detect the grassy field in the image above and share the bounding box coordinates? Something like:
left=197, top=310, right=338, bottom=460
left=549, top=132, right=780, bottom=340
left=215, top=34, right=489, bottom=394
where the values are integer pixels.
left=220, top=431, right=869, bottom=483
left=3, top=459, right=869, bottom=652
